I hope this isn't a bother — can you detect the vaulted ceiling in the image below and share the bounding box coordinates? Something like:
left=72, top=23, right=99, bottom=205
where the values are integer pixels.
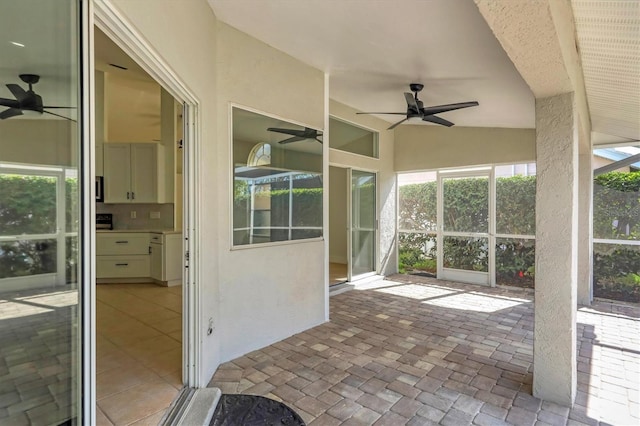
left=210, top=0, right=639, bottom=141
left=209, top=0, right=536, bottom=130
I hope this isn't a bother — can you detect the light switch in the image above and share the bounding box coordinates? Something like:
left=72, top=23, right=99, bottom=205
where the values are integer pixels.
left=150, top=211, right=161, bottom=219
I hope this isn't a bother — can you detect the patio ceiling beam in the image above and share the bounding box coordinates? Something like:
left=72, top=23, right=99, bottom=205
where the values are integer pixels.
left=593, top=152, right=640, bottom=176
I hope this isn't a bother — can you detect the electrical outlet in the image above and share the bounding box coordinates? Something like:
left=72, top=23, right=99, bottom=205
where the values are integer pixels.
left=130, top=211, right=136, bottom=219
left=150, top=211, right=161, bottom=219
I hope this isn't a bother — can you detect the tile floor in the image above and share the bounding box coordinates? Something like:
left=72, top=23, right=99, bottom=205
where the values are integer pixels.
left=209, top=275, right=640, bottom=426
left=96, top=283, right=183, bottom=426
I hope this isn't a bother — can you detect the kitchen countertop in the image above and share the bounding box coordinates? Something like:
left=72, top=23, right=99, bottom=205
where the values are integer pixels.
left=96, top=229, right=182, bottom=235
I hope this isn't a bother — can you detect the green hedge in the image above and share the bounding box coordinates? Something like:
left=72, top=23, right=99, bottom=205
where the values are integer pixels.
left=398, top=176, right=536, bottom=284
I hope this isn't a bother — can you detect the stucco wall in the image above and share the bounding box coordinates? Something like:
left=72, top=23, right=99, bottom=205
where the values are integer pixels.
left=109, top=0, right=220, bottom=384
left=394, top=125, right=536, bottom=171
left=329, top=100, right=397, bottom=276
left=216, top=22, right=326, bottom=362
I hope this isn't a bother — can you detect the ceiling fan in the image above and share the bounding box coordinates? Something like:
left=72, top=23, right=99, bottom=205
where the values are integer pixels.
left=357, top=83, right=479, bottom=130
left=267, top=126, right=323, bottom=144
left=0, top=74, right=76, bottom=121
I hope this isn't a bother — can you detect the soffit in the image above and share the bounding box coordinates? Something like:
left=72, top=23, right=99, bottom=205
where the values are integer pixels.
left=209, top=0, right=535, bottom=129
left=572, top=0, right=640, bottom=141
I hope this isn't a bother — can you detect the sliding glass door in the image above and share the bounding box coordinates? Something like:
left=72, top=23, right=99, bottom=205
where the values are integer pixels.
left=349, top=170, right=377, bottom=280
left=0, top=0, right=86, bottom=423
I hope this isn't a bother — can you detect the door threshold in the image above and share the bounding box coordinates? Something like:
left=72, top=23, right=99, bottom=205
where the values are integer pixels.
left=161, top=387, right=221, bottom=426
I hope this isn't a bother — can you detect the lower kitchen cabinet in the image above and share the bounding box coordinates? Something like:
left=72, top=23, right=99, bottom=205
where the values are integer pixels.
left=97, top=231, right=181, bottom=286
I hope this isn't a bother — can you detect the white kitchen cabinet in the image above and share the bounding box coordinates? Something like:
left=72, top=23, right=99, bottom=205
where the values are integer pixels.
left=96, top=232, right=151, bottom=279
left=149, top=232, right=182, bottom=286
left=103, top=143, right=166, bottom=203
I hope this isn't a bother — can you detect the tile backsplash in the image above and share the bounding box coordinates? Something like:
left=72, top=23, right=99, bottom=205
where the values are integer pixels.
left=96, top=203, right=174, bottom=230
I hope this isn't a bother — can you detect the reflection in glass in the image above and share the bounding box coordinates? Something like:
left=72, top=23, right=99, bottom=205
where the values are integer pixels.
left=442, top=176, right=489, bottom=233
left=232, top=108, right=323, bottom=246
left=329, top=117, right=378, bottom=158
left=443, top=236, right=488, bottom=272
left=0, top=0, right=82, bottom=423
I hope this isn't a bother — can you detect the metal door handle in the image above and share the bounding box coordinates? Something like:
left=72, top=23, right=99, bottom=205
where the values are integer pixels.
left=115, top=241, right=129, bottom=244
left=127, top=192, right=130, bottom=199
left=115, top=263, right=128, bottom=266
left=132, top=192, right=135, bottom=200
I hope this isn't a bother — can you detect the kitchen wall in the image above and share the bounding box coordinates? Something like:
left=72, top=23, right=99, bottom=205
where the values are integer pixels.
left=329, top=166, right=348, bottom=264
left=96, top=202, right=174, bottom=230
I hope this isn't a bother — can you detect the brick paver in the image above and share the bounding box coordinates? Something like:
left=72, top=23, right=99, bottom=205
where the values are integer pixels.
left=209, top=275, right=640, bottom=425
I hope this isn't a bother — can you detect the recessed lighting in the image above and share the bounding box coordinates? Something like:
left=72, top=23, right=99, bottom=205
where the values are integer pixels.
left=10, top=41, right=25, bottom=47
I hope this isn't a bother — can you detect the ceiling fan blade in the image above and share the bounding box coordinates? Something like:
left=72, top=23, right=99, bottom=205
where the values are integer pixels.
left=6, top=84, right=28, bottom=103
left=42, top=106, right=77, bottom=109
left=421, top=101, right=479, bottom=116
left=404, top=92, right=420, bottom=113
left=423, top=115, right=454, bottom=127
left=387, top=117, right=408, bottom=130
left=0, top=108, right=23, bottom=120
left=0, top=97, right=19, bottom=108
left=356, top=112, right=406, bottom=115
left=278, top=136, right=305, bottom=144
left=43, top=110, right=76, bottom=122
left=267, top=127, right=303, bottom=137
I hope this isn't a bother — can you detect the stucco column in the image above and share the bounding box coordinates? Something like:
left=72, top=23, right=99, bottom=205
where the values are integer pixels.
left=577, top=123, right=593, bottom=305
left=534, top=92, right=578, bottom=406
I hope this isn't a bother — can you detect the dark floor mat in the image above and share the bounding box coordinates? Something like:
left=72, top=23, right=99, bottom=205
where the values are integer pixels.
left=210, top=394, right=306, bottom=426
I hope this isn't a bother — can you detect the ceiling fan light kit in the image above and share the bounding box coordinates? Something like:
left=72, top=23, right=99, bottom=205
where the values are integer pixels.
left=0, top=74, right=76, bottom=121
left=357, top=83, right=479, bottom=130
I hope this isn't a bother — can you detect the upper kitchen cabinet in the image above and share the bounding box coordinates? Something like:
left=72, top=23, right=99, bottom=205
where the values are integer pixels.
left=103, top=143, right=167, bottom=203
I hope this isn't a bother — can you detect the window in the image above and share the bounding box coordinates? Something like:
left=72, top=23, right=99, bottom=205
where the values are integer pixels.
left=329, top=117, right=378, bottom=158
left=232, top=107, right=323, bottom=246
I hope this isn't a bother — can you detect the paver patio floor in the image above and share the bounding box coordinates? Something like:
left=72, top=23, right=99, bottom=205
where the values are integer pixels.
left=209, top=275, right=640, bottom=426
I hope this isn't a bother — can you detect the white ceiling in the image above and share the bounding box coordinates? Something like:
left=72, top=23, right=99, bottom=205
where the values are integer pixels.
left=572, top=0, right=640, bottom=142
left=209, top=0, right=536, bottom=129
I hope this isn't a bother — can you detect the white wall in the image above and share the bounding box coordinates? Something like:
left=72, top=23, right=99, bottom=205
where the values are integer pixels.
left=395, top=125, right=536, bottom=171
left=329, top=100, right=397, bottom=276
left=109, top=0, right=220, bottom=384
left=329, top=166, right=348, bottom=264
left=215, top=22, right=326, bottom=362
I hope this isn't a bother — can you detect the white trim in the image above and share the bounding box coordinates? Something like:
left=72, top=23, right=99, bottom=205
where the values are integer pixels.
left=593, top=238, right=640, bottom=246
left=81, top=1, right=96, bottom=423
left=323, top=73, right=330, bottom=321
left=94, top=0, right=203, bottom=387
left=441, top=268, right=491, bottom=286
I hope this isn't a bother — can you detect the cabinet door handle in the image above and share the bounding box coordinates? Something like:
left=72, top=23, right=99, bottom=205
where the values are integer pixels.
left=149, top=246, right=152, bottom=254
left=115, top=263, right=129, bottom=266
left=115, top=241, right=129, bottom=244
left=132, top=192, right=135, bottom=200
left=127, top=192, right=130, bottom=199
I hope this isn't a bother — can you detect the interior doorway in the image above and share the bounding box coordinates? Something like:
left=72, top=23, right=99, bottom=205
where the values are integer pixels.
left=329, top=166, right=377, bottom=286
left=93, top=26, right=188, bottom=424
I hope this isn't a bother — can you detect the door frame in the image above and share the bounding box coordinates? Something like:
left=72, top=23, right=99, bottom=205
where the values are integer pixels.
left=327, top=163, right=380, bottom=283
left=93, top=0, right=203, bottom=400
left=436, top=168, right=494, bottom=286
